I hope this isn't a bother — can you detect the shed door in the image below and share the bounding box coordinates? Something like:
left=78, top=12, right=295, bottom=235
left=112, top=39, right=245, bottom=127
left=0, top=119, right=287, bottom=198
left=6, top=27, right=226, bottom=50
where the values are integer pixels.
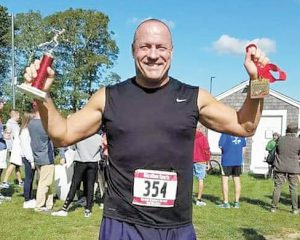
left=250, top=111, right=286, bottom=175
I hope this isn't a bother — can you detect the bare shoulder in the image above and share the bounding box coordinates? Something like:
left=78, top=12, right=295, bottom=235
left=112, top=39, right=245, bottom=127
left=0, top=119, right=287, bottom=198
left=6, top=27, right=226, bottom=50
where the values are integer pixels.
left=65, top=87, right=106, bottom=143
left=85, top=87, right=106, bottom=113
left=197, top=88, right=218, bottom=111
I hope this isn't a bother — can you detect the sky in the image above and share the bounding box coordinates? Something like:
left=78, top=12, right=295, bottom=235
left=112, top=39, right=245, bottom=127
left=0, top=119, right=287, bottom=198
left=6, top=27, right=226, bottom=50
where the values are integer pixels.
left=1, top=0, right=300, bottom=100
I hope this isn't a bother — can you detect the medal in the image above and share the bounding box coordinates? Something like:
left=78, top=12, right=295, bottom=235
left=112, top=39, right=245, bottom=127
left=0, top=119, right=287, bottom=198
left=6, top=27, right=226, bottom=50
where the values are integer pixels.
left=250, top=78, right=269, bottom=99
left=246, top=44, right=287, bottom=99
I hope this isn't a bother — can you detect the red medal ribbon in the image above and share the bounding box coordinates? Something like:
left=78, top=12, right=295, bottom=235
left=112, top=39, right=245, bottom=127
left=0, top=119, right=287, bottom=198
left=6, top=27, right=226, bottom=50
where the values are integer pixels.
left=246, top=43, right=287, bottom=83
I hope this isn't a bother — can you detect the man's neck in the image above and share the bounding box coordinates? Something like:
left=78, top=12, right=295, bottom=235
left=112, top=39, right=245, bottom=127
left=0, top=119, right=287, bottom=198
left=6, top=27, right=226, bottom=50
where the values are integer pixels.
left=135, top=76, right=170, bottom=89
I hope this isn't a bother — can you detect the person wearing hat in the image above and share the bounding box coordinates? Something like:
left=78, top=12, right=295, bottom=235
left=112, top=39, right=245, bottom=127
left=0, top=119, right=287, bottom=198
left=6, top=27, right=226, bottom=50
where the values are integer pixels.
left=270, top=122, right=300, bottom=214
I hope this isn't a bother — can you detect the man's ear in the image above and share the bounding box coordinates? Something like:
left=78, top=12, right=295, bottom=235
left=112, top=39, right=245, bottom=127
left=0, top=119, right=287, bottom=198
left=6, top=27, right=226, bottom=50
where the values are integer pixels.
left=131, top=44, right=135, bottom=58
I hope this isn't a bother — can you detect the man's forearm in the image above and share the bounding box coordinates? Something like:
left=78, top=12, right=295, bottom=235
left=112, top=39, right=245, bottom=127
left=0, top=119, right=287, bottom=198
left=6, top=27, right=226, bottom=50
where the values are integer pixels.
left=37, top=94, right=68, bottom=147
left=238, top=86, right=264, bottom=136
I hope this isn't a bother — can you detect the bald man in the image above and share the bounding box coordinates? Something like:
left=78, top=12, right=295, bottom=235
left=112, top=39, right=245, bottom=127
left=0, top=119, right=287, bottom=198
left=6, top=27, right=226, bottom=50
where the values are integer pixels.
left=24, top=19, right=268, bottom=240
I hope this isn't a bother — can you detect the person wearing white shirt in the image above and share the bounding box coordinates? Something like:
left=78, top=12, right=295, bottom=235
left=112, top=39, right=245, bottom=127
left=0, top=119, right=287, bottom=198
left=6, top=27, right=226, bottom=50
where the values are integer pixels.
left=19, top=112, right=36, bottom=209
left=1, top=110, right=23, bottom=188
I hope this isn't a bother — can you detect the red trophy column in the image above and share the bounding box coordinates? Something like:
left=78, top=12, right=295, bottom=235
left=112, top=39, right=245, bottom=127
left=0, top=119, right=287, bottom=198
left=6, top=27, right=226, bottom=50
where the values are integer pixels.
left=18, top=53, right=53, bottom=100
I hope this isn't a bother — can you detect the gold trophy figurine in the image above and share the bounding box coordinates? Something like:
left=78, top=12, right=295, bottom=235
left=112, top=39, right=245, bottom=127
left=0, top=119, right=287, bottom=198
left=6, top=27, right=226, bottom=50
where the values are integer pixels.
left=18, top=29, right=65, bottom=100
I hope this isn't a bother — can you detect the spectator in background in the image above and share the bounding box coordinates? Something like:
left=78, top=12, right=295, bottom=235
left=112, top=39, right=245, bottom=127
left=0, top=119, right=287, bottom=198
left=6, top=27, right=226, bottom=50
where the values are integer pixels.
left=270, top=123, right=300, bottom=214
left=28, top=102, right=55, bottom=213
left=0, top=98, right=4, bottom=111
left=19, top=112, right=36, bottom=209
left=5, top=110, right=20, bottom=152
left=298, top=134, right=300, bottom=183
left=97, top=130, right=108, bottom=208
left=101, top=131, right=108, bottom=159
left=266, top=132, right=280, bottom=153
left=0, top=98, right=10, bottom=202
left=218, top=133, right=246, bottom=209
left=193, top=125, right=210, bottom=206
left=265, top=132, right=280, bottom=178
left=1, top=110, right=23, bottom=188
left=51, top=132, right=102, bottom=217
left=0, top=98, right=7, bottom=183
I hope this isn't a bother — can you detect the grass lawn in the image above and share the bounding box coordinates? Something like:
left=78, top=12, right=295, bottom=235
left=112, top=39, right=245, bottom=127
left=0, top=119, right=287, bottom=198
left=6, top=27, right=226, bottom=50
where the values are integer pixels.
left=193, top=174, right=300, bottom=240
left=0, top=173, right=299, bottom=240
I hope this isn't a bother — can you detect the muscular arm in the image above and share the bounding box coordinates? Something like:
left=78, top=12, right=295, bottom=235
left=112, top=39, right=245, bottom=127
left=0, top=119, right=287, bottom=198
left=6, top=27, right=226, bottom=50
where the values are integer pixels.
left=198, top=87, right=263, bottom=137
left=37, top=87, right=106, bottom=147
left=24, top=59, right=106, bottom=147
left=198, top=45, right=267, bottom=137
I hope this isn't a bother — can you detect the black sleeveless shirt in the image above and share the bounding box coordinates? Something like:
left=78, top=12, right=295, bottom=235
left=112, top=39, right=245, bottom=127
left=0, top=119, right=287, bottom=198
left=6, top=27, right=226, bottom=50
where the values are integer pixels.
left=103, top=77, right=199, bottom=228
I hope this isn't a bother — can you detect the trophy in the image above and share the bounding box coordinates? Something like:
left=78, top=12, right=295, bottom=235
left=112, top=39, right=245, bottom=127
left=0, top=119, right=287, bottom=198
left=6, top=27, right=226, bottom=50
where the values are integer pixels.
left=18, top=29, right=65, bottom=100
left=245, top=43, right=287, bottom=99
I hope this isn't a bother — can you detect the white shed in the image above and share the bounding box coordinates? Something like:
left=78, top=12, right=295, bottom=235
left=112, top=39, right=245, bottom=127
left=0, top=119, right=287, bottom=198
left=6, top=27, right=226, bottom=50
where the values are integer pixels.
left=207, top=81, right=300, bottom=175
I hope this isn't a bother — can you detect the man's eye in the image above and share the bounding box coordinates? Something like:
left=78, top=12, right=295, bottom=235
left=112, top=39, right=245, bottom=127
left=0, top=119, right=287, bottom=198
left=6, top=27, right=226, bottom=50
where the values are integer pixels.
left=158, top=46, right=168, bottom=51
left=140, top=46, right=149, bottom=50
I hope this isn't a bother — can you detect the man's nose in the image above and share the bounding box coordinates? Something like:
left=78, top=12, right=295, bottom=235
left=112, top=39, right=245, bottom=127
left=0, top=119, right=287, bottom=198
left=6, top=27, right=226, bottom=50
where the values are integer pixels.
left=148, top=47, right=159, bottom=59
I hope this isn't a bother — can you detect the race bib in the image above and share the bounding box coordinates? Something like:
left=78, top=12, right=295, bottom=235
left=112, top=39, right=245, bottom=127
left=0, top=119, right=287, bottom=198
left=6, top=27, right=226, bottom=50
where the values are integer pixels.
left=132, top=169, right=178, bottom=208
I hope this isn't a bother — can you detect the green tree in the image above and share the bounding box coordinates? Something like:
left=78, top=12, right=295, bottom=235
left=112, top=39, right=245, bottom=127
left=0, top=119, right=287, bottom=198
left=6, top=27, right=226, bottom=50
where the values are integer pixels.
left=14, top=11, right=46, bottom=67
left=0, top=5, right=10, bottom=94
left=44, top=8, right=119, bottom=111
left=12, top=11, right=48, bottom=110
left=104, top=72, right=121, bottom=86
left=2, top=9, right=120, bottom=112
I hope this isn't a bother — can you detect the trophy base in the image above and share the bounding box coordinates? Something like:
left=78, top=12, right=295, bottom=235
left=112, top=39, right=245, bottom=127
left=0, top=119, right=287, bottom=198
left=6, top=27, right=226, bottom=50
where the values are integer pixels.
left=17, top=84, right=47, bottom=100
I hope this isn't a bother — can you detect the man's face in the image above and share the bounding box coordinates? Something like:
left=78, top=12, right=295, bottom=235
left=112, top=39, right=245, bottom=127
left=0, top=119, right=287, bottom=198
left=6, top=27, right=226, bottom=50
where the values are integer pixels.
left=132, top=21, right=173, bottom=87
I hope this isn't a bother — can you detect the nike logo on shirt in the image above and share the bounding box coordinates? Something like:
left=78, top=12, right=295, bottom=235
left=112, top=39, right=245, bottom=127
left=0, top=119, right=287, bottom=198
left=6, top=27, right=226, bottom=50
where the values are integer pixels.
left=176, top=98, right=187, bottom=103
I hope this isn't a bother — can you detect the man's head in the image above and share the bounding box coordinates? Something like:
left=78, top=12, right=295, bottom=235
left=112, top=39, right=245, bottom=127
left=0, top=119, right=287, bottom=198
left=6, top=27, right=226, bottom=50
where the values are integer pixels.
left=272, top=132, right=280, bottom=140
left=132, top=19, right=173, bottom=88
left=286, top=122, right=298, bottom=134
left=32, top=101, right=38, bottom=112
left=31, top=100, right=40, bottom=118
left=10, top=109, right=20, bottom=121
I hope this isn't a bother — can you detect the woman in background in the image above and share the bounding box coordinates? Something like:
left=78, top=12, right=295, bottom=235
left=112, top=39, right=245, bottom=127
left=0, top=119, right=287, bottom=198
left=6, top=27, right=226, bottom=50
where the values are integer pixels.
left=19, top=112, right=36, bottom=208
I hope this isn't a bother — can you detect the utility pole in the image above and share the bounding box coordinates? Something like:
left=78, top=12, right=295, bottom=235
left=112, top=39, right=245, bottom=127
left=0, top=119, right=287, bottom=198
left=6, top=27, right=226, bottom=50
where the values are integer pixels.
left=11, top=13, right=16, bottom=109
left=210, top=76, right=215, bottom=94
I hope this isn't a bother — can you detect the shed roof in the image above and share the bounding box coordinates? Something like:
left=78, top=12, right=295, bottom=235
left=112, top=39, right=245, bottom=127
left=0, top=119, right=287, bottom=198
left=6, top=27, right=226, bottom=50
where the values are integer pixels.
left=216, top=81, right=300, bottom=109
